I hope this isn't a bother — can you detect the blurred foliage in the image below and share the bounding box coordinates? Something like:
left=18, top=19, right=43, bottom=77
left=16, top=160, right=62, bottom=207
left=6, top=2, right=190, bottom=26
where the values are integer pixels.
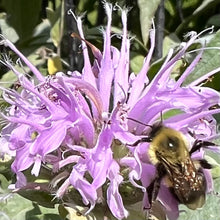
left=0, top=0, right=220, bottom=220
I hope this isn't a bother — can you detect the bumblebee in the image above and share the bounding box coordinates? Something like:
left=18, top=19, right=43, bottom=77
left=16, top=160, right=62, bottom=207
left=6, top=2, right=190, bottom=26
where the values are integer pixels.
left=129, top=119, right=215, bottom=215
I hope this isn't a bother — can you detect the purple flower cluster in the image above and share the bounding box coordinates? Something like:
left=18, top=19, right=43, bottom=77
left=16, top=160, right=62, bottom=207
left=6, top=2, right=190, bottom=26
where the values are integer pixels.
left=0, top=3, right=220, bottom=220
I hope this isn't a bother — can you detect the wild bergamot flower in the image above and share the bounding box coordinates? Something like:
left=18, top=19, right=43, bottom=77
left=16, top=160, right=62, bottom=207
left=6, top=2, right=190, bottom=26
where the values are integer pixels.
left=0, top=3, right=220, bottom=220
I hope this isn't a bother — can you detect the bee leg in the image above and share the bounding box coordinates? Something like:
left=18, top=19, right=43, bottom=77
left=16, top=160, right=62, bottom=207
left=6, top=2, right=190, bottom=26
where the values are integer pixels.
left=189, top=139, right=216, bottom=155
left=145, top=164, right=165, bottom=219
left=147, top=178, right=160, bottom=206
left=146, top=164, right=165, bottom=207
left=199, top=159, right=212, bottom=169
left=127, top=137, right=152, bottom=147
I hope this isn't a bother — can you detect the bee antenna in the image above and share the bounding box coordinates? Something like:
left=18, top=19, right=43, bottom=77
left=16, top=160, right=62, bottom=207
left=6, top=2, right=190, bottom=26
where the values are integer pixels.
left=160, top=111, right=163, bottom=123
left=127, top=117, right=153, bottom=128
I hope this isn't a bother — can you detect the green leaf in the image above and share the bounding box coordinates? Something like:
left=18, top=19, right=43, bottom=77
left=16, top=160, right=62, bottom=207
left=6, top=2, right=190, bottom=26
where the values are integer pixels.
left=137, top=0, right=160, bottom=45
left=183, top=30, right=220, bottom=86
left=2, top=0, right=42, bottom=42
left=87, top=9, right=98, bottom=26
left=0, top=70, right=17, bottom=90
left=31, top=19, right=52, bottom=47
left=47, top=3, right=62, bottom=48
left=207, top=14, right=220, bottom=27
left=190, top=0, right=220, bottom=14
left=175, top=0, right=220, bottom=35
left=0, top=194, right=61, bottom=220
left=58, top=205, right=69, bottom=220
left=162, top=109, right=184, bottom=120
left=17, top=182, right=58, bottom=208
left=182, top=0, right=201, bottom=8
left=204, top=155, right=220, bottom=178
left=0, top=174, right=10, bottom=190
left=130, top=53, right=145, bottom=74
left=0, top=13, right=19, bottom=43
left=0, top=157, right=13, bottom=175
left=51, top=18, right=61, bottom=48
left=164, top=0, right=176, bottom=16
left=163, top=33, right=181, bottom=57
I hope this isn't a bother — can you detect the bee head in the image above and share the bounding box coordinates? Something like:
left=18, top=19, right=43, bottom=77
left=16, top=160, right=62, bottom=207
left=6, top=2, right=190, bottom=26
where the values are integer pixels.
left=148, top=125, right=189, bottom=165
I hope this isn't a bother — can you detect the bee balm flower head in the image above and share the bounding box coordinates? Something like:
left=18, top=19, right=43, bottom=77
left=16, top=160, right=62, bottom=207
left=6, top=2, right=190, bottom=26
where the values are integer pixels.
left=0, top=3, right=220, bottom=220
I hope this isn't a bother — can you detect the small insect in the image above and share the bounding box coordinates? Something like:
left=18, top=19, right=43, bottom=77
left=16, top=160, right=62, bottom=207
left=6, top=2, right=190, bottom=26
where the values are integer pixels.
left=128, top=117, right=216, bottom=218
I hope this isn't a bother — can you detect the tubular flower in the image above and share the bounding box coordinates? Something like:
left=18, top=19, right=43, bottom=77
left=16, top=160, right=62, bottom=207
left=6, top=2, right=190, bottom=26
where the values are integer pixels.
left=0, top=3, right=220, bottom=220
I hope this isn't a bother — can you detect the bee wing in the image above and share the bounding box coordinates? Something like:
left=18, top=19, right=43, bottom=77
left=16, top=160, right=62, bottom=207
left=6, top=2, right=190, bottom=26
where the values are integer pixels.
left=169, top=159, right=206, bottom=209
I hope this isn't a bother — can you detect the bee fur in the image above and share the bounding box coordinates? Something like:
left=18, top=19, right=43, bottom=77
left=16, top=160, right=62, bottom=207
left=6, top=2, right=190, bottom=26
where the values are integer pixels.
left=128, top=121, right=215, bottom=214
